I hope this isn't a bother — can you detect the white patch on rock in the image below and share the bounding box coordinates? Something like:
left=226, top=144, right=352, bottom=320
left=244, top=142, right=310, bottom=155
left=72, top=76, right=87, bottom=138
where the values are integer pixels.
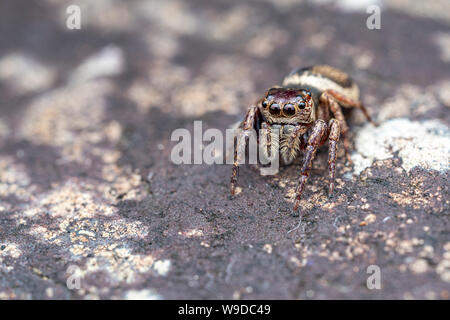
left=262, top=0, right=384, bottom=12
left=0, top=53, right=55, bottom=93
left=125, top=289, right=162, bottom=300
left=0, top=242, right=22, bottom=259
left=152, top=259, right=171, bottom=277
left=434, top=80, right=450, bottom=107
left=377, top=84, right=440, bottom=122
left=135, top=0, right=198, bottom=35
left=69, top=45, right=125, bottom=83
left=0, top=118, right=9, bottom=139
left=433, top=32, right=450, bottom=63
left=386, top=0, right=450, bottom=24
left=314, top=0, right=383, bottom=12
left=351, top=118, right=450, bottom=175
left=178, top=228, right=204, bottom=238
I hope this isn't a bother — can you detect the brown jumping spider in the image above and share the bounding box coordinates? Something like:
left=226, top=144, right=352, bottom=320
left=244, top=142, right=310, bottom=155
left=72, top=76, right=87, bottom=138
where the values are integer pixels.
left=230, top=65, right=376, bottom=211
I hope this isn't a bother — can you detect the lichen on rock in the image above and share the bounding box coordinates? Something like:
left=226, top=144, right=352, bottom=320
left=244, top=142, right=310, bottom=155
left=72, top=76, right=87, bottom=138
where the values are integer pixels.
left=352, top=118, right=450, bottom=175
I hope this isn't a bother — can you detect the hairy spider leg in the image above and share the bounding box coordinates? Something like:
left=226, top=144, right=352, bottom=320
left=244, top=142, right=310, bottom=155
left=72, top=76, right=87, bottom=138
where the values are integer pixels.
left=230, top=105, right=259, bottom=195
left=293, top=119, right=328, bottom=211
left=320, top=92, right=352, bottom=164
left=323, top=89, right=377, bottom=126
left=327, top=118, right=340, bottom=195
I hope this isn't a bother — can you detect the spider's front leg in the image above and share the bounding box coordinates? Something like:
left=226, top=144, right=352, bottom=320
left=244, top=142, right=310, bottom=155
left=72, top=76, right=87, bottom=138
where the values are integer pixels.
left=327, top=118, right=340, bottom=195
left=293, top=119, right=328, bottom=211
left=260, top=122, right=276, bottom=161
left=230, top=105, right=259, bottom=195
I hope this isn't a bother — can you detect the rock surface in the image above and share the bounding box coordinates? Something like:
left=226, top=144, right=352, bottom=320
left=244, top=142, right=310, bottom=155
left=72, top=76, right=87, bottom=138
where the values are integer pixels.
left=0, top=0, right=449, bottom=299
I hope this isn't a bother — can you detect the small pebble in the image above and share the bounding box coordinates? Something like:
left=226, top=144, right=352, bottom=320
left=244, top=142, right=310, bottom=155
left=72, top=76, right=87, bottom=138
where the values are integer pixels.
left=410, top=259, right=429, bottom=274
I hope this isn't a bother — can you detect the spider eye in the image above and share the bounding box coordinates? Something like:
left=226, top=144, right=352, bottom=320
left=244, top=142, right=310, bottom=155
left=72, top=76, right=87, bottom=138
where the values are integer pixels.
left=283, top=103, right=295, bottom=116
left=269, top=103, right=281, bottom=115
left=298, top=101, right=306, bottom=109
left=262, top=100, right=268, bottom=108
left=301, top=90, right=311, bottom=97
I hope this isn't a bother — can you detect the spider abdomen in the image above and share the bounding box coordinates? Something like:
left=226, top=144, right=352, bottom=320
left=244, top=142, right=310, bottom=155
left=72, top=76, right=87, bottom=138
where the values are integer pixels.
left=282, top=65, right=360, bottom=106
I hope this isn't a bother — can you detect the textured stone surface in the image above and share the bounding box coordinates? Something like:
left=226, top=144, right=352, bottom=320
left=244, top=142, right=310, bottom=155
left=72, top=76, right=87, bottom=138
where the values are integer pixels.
left=0, top=0, right=449, bottom=299
left=352, top=118, right=450, bottom=174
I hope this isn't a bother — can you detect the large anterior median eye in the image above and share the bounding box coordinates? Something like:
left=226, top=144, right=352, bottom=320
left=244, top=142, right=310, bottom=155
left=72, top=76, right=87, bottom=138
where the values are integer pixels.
left=269, top=103, right=280, bottom=115
left=283, top=103, right=295, bottom=116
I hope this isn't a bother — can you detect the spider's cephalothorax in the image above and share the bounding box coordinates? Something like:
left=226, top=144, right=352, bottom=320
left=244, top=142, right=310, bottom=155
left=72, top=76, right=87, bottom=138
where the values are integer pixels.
left=230, top=65, right=376, bottom=211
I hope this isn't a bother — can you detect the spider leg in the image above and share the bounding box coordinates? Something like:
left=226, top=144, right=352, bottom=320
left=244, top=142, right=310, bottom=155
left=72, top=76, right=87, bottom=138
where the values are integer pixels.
left=260, top=121, right=273, bottom=160
left=230, top=105, right=259, bottom=195
left=322, top=89, right=377, bottom=126
left=327, top=118, right=340, bottom=195
left=293, top=119, right=328, bottom=211
left=317, top=101, right=330, bottom=122
left=320, top=92, right=352, bottom=164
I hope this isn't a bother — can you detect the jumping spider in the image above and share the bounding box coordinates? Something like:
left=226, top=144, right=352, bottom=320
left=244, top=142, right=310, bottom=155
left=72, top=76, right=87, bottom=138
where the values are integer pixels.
left=230, top=65, right=376, bottom=211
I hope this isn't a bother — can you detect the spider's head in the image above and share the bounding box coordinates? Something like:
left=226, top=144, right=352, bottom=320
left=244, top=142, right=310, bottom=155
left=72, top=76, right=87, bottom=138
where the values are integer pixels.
left=259, top=87, right=315, bottom=124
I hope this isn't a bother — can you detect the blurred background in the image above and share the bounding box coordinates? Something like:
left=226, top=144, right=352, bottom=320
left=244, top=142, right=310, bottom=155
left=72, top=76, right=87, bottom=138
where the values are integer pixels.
left=0, top=0, right=449, bottom=300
